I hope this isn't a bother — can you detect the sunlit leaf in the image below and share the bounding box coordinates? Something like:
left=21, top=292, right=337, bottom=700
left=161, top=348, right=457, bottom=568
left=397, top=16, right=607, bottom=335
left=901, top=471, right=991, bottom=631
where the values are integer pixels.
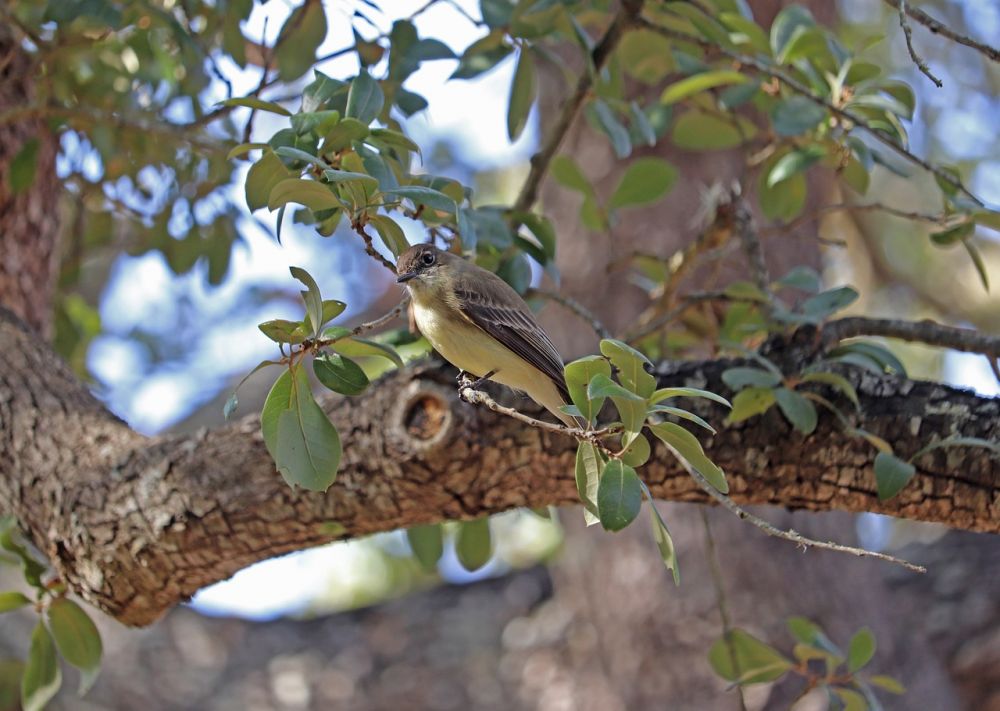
left=649, top=422, right=728, bottom=493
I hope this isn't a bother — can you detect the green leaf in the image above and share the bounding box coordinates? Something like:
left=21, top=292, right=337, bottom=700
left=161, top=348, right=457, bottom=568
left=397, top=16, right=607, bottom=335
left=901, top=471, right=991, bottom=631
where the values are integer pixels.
left=497, top=253, right=531, bottom=294
left=368, top=215, right=409, bottom=256
left=771, top=96, right=827, bottom=136
left=346, top=72, right=385, bottom=125
left=649, top=387, right=731, bottom=408
left=642, top=483, right=680, bottom=585
left=847, top=627, right=876, bottom=672
left=480, top=0, right=513, bottom=28
left=727, top=387, right=776, bottom=423
left=323, top=327, right=405, bottom=368
left=800, top=371, right=859, bottom=407
left=274, top=0, right=327, bottom=81
left=874, top=452, right=915, bottom=501
left=596, top=460, right=642, bottom=532
left=787, top=616, right=822, bottom=644
left=507, top=49, right=536, bottom=141
left=258, top=319, right=306, bottom=344
left=599, top=339, right=657, bottom=397
left=451, top=44, right=512, bottom=80
left=588, top=374, right=646, bottom=441
left=0, top=591, right=31, bottom=613
left=47, top=598, right=102, bottom=689
left=268, top=179, right=343, bottom=213
left=660, top=70, right=747, bottom=105
left=963, top=239, right=990, bottom=292
left=575, top=441, right=602, bottom=525
left=321, top=118, right=371, bottom=152
left=830, top=342, right=906, bottom=376
left=591, top=99, right=632, bottom=158
left=759, top=168, right=806, bottom=222
left=629, top=101, right=657, bottom=147
left=608, top=158, right=678, bottom=210
left=266, top=366, right=341, bottom=491
left=869, top=675, right=905, bottom=694
left=386, top=186, right=457, bottom=215
left=564, top=356, right=611, bottom=424
left=766, top=146, right=826, bottom=187
left=672, top=111, right=755, bottom=150
left=245, top=151, right=292, bottom=212
left=649, top=422, right=728, bottom=494
left=774, top=265, right=821, bottom=293
left=648, top=405, right=716, bottom=434
left=910, top=435, right=1000, bottom=462
left=322, top=169, right=378, bottom=188
left=833, top=687, right=867, bottom=711
left=929, top=221, right=974, bottom=247
left=274, top=146, right=327, bottom=168
left=313, top=354, right=370, bottom=396
left=455, top=518, right=492, bottom=571
left=21, top=622, right=61, bottom=711
left=770, top=5, right=816, bottom=59
left=774, top=388, right=817, bottom=434
left=551, top=156, right=593, bottom=196
left=227, top=142, right=269, bottom=160
left=290, top=266, right=324, bottom=339
left=406, top=524, right=444, bottom=572
left=801, top=286, right=859, bottom=319
left=722, top=367, right=782, bottom=390
left=218, top=97, right=292, bottom=116
left=708, top=629, right=793, bottom=685
left=619, top=432, right=651, bottom=467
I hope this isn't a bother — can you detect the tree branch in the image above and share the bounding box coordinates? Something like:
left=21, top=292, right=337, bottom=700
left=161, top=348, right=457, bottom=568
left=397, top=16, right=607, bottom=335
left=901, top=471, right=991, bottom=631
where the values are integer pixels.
left=881, top=0, right=1000, bottom=64
left=512, top=0, right=643, bottom=214
left=1, top=309, right=996, bottom=626
left=895, top=0, right=943, bottom=87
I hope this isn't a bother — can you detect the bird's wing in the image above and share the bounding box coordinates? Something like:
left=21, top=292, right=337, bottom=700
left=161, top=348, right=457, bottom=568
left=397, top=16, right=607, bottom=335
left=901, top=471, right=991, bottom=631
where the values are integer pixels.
left=451, top=272, right=570, bottom=401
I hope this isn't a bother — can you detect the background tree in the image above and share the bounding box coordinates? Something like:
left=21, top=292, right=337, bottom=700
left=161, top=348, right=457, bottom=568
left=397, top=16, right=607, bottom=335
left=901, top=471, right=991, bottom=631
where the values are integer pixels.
left=1, top=0, right=998, bottom=709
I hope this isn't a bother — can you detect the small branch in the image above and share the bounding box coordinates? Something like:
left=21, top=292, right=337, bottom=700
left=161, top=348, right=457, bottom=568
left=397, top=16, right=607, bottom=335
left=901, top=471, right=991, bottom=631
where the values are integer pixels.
left=635, top=17, right=982, bottom=205
left=763, top=201, right=961, bottom=237
left=881, top=0, right=1000, bottom=64
left=820, top=316, right=1000, bottom=380
left=731, top=195, right=772, bottom=302
left=351, top=222, right=399, bottom=273
left=896, top=0, right=943, bottom=87
left=315, top=296, right=410, bottom=348
left=511, top=0, right=643, bottom=215
left=675, top=446, right=926, bottom=573
left=527, top=288, right=611, bottom=340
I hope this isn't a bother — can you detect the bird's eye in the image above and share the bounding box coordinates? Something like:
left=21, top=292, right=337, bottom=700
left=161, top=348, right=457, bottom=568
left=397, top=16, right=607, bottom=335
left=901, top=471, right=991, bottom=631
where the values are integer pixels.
left=420, top=252, right=436, bottom=267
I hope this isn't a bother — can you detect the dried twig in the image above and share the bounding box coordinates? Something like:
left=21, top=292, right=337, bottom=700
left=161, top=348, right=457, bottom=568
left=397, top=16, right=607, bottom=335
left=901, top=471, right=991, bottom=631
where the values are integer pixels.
left=352, top=223, right=399, bottom=273
left=881, top=0, right=1000, bottom=64
left=527, top=288, right=611, bottom=340
left=763, top=201, right=960, bottom=237
left=315, top=296, right=410, bottom=349
left=896, top=0, right=943, bottom=87
left=675, top=446, right=926, bottom=573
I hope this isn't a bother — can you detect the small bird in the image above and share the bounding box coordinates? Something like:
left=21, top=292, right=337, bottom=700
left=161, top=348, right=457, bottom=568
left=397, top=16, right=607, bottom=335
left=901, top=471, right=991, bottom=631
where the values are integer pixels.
left=396, top=244, right=577, bottom=427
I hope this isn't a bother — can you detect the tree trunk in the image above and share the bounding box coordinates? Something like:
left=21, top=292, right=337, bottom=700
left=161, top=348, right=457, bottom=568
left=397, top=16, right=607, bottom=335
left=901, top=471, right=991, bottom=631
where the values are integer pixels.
left=0, top=28, right=61, bottom=338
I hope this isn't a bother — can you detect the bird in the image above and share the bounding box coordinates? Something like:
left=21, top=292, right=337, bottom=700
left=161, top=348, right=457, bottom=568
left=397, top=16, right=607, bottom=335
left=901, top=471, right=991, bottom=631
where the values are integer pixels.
left=395, top=244, right=577, bottom=427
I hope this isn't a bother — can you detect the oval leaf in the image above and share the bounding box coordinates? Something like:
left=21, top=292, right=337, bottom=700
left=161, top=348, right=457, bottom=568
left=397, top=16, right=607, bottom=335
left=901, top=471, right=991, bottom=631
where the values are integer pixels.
left=313, top=354, right=370, bottom=396
left=597, top=460, right=642, bottom=532
left=47, top=598, right=102, bottom=674
left=406, top=524, right=444, bottom=572
left=608, top=158, right=678, bottom=210
left=21, top=622, right=61, bottom=711
left=455, top=518, right=492, bottom=571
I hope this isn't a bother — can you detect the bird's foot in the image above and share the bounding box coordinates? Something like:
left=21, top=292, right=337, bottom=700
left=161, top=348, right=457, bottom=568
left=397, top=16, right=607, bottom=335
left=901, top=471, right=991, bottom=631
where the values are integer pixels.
left=457, top=369, right=497, bottom=402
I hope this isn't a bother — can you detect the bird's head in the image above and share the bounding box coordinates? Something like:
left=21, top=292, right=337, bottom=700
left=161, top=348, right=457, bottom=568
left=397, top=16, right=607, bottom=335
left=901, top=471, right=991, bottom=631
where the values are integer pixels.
left=396, top=244, right=456, bottom=291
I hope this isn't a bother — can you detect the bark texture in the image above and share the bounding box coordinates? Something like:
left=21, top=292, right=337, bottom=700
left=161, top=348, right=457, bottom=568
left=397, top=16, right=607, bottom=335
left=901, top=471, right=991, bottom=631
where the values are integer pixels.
left=0, top=29, right=61, bottom=338
left=1, top=306, right=997, bottom=626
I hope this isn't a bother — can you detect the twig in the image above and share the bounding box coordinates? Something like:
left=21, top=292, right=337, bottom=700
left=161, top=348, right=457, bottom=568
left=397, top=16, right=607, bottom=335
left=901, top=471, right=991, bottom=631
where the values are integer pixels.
left=881, top=0, right=1000, bottom=64
left=731, top=195, right=772, bottom=302
left=511, top=0, right=643, bottom=215
left=352, top=222, right=399, bottom=273
left=315, top=296, right=410, bottom=347
left=673, top=446, right=926, bottom=573
left=635, top=17, right=982, bottom=206
left=896, top=0, right=943, bottom=87
left=701, top=510, right=748, bottom=711
left=763, top=201, right=960, bottom=237
left=820, top=316, right=1000, bottom=379
left=527, top=288, right=611, bottom=340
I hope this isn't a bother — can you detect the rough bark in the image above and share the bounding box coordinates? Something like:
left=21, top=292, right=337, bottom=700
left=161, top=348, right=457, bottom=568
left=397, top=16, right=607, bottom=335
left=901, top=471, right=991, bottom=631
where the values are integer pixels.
left=0, top=29, right=61, bottom=338
left=1, top=306, right=997, bottom=626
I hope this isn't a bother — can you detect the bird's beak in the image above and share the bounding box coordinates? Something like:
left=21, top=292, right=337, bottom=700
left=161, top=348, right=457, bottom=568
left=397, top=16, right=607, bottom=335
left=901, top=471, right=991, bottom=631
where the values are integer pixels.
left=396, top=272, right=417, bottom=283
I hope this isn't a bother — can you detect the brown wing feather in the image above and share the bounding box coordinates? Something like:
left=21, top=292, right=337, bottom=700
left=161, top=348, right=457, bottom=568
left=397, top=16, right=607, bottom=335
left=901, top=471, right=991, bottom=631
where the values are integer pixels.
left=451, top=271, right=570, bottom=401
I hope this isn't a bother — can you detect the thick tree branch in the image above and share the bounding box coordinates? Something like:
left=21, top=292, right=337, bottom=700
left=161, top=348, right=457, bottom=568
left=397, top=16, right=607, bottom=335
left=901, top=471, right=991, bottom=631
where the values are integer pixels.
left=1, top=309, right=997, bottom=627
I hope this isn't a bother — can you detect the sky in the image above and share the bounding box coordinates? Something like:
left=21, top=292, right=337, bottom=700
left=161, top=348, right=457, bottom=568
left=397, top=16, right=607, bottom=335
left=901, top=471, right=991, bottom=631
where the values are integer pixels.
left=79, top=0, right=1000, bottom=619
